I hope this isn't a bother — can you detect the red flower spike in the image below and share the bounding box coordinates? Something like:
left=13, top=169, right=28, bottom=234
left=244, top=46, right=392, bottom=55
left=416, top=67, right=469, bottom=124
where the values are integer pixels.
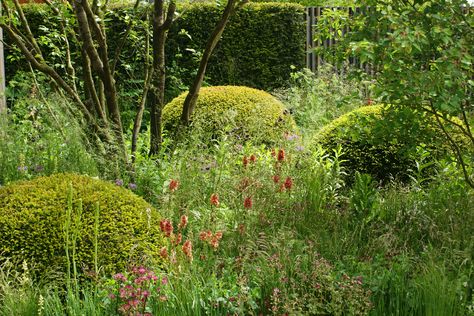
left=175, top=233, right=182, bottom=245
left=160, top=246, right=168, bottom=259
left=179, top=215, right=188, bottom=230
left=182, top=240, right=193, bottom=261
left=243, top=156, right=249, bottom=168
left=199, top=231, right=208, bottom=241
left=159, top=219, right=173, bottom=237
left=244, top=196, right=253, bottom=209
left=250, top=154, right=256, bottom=163
left=284, top=177, right=293, bottom=190
left=277, top=149, right=285, bottom=162
left=210, top=193, right=219, bottom=207
left=169, top=179, right=179, bottom=192
left=272, top=175, right=280, bottom=183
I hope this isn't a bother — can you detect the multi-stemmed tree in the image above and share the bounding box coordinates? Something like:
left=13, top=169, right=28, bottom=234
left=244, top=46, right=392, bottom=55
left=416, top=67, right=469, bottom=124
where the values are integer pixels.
left=0, top=0, right=246, bottom=169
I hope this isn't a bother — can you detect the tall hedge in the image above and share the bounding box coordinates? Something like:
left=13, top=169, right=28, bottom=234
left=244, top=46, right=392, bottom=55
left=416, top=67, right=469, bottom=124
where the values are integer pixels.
left=4, top=2, right=305, bottom=92
left=167, top=2, right=306, bottom=89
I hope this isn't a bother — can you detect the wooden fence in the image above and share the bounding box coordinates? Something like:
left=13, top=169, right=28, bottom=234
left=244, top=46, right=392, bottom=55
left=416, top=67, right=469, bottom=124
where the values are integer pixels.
left=305, top=7, right=375, bottom=74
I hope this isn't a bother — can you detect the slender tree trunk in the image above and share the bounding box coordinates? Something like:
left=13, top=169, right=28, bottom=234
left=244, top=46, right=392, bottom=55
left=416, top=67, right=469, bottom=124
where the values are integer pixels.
left=0, top=5, right=7, bottom=113
left=180, top=0, right=245, bottom=125
left=149, top=0, right=175, bottom=156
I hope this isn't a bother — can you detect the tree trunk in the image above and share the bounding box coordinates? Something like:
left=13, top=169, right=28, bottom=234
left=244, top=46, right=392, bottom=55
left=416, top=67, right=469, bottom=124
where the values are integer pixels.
left=180, top=0, right=244, bottom=125
left=149, top=0, right=175, bottom=156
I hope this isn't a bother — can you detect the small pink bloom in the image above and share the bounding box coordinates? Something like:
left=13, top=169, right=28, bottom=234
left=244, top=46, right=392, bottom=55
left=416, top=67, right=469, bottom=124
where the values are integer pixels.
left=162, top=277, right=168, bottom=285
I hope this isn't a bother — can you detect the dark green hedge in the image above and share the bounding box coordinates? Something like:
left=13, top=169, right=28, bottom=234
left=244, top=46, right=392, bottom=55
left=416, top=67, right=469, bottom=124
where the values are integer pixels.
left=167, top=2, right=306, bottom=89
left=4, top=2, right=305, bottom=92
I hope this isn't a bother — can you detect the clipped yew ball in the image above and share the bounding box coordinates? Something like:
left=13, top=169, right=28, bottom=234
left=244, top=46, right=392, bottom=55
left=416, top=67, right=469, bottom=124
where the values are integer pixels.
left=314, top=105, right=457, bottom=183
left=162, top=86, right=296, bottom=144
left=0, top=174, right=164, bottom=278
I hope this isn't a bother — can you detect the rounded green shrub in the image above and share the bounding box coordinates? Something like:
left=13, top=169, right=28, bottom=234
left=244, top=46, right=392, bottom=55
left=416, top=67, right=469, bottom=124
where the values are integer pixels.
left=162, top=86, right=296, bottom=144
left=314, top=105, right=459, bottom=183
left=0, top=174, right=164, bottom=278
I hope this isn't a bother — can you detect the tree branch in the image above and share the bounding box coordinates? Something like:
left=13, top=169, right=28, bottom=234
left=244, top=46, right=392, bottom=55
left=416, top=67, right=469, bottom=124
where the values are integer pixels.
left=430, top=100, right=474, bottom=189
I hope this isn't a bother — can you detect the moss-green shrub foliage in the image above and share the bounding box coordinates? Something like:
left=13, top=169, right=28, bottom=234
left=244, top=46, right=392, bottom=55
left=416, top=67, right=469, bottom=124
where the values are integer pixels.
left=5, top=3, right=305, bottom=92
left=163, top=86, right=296, bottom=144
left=0, top=174, right=164, bottom=278
left=315, top=105, right=457, bottom=183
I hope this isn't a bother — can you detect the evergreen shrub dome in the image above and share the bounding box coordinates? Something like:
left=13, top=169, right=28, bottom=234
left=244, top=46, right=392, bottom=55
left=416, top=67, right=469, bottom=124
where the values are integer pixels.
left=314, top=104, right=460, bottom=183
left=0, top=173, right=165, bottom=278
left=162, top=86, right=296, bottom=144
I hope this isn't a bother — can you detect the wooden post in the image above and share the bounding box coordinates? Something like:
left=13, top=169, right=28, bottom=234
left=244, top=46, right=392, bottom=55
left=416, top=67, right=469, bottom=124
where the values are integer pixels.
left=0, top=5, right=6, bottom=113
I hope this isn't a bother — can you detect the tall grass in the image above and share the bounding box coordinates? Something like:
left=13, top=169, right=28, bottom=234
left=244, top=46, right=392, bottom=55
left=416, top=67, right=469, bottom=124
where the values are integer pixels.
left=0, top=93, right=98, bottom=186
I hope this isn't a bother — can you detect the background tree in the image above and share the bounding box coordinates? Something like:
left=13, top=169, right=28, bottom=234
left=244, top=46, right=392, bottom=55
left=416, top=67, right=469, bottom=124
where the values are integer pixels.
left=321, top=0, right=474, bottom=187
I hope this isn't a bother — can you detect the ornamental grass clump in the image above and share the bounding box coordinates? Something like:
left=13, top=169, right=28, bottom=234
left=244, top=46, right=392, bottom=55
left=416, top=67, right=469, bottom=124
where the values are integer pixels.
left=0, top=173, right=165, bottom=280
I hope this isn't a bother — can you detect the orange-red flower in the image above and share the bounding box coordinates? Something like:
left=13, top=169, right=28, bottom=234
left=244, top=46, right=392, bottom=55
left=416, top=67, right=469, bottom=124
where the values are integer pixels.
left=199, top=231, right=208, bottom=241
left=284, top=177, right=293, bottom=190
left=243, top=156, right=249, bottom=168
left=210, top=193, right=219, bottom=207
left=178, top=215, right=188, bottom=230
left=182, top=240, right=193, bottom=261
left=169, top=179, right=179, bottom=192
left=272, top=175, right=280, bottom=183
left=159, top=246, right=168, bottom=259
left=214, top=231, right=223, bottom=240
left=250, top=154, right=257, bottom=163
left=277, top=149, right=285, bottom=162
left=244, top=196, right=252, bottom=209
left=159, top=219, right=173, bottom=237
left=174, top=233, right=182, bottom=245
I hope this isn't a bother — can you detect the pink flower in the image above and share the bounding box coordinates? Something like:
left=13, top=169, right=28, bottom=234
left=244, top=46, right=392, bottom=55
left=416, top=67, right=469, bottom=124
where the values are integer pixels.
left=244, top=196, right=252, bottom=209
left=113, top=273, right=127, bottom=282
left=210, top=193, right=220, bottom=207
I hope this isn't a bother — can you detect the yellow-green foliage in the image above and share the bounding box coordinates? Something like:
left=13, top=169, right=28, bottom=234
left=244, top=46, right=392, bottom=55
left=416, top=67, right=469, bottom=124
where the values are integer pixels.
left=163, top=86, right=296, bottom=144
left=0, top=174, right=164, bottom=278
left=315, top=105, right=458, bottom=183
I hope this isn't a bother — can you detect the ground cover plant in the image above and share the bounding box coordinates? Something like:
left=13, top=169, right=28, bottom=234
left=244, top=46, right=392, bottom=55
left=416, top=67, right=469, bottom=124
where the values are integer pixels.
left=0, top=0, right=473, bottom=315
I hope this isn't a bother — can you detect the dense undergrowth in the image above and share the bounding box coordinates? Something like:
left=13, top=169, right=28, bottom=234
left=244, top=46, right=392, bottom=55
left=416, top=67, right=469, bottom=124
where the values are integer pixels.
left=0, top=69, right=473, bottom=315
